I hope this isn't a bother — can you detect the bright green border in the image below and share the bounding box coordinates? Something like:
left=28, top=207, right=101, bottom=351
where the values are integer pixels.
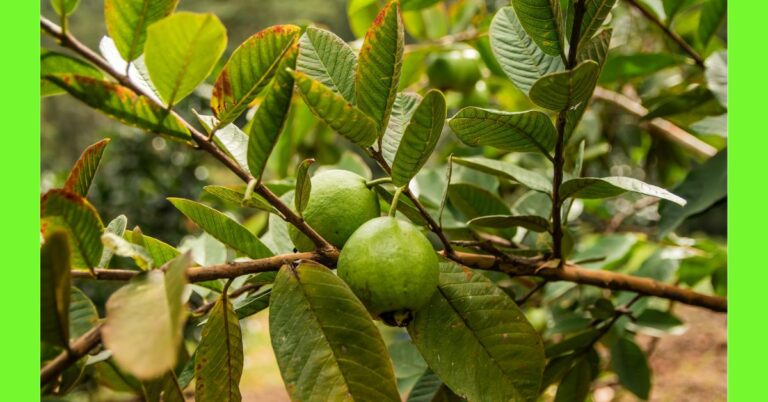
left=3, top=0, right=39, bottom=399
left=729, top=1, right=764, bottom=400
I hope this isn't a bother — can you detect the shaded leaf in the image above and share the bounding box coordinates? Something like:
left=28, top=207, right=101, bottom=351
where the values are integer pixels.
left=293, top=70, right=378, bottom=147
left=234, top=290, right=271, bottom=319
left=382, top=92, right=422, bottom=165
left=448, top=183, right=510, bottom=220
left=560, top=176, right=686, bottom=206
left=698, top=0, right=726, bottom=47
left=41, top=189, right=104, bottom=269
left=104, top=0, right=178, bottom=62
left=51, top=0, right=79, bottom=16
left=374, top=185, right=429, bottom=225
left=102, top=254, right=191, bottom=380
left=490, top=7, right=564, bottom=94
left=145, top=12, right=227, bottom=106
left=643, top=86, right=715, bottom=120
left=566, top=28, right=612, bottom=139
left=41, top=231, right=71, bottom=349
left=449, top=107, right=556, bottom=155
left=212, top=25, right=300, bottom=127
left=451, top=156, right=551, bottom=193
left=195, top=291, right=243, bottom=402
left=169, top=198, right=273, bottom=259
left=631, top=309, right=685, bottom=335
left=554, top=358, right=591, bottom=402
left=407, top=369, right=443, bottom=402
left=545, top=330, right=600, bottom=358
left=270, top=262, right=400, bottom=401
left=41, top=50, right=102, bottom=97
left=408, top=260, right=545, bottom=402
left=512, top=0, right=563, bottom=56
left=203, top=185, right=276, bottom=212
left=541, top=354, right=576, bottom=390
left=69, top=287, right=99, bottom=339
left=297, top=27, right=357, bottom=103
left=355, top=0, right=404, bottom=135
left=294, top=159, right=315, bottom=215
left=468, top=215, right=550, bottom=232
left=600, top=52, right=679, bottom=84
left=611, top=338, right=651, bottom=399
left=247, top=45, right=299, bottom=180
left=44, top=75, right=190, bottom=141
left=567, top=0, right=616, bottom=43
left=391, top=90, right=446, bottom=186
left=658, top=149, right=726, bottom=237
left=529, top=61, right=600, bottom=110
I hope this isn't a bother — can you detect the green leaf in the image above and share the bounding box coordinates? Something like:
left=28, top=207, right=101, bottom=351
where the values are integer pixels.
left=541, top=354, right=576, bottom=390
left=451, top=156, right=551, bottom=193
left=401, top=0, right=442, bottom=11
left=101, top=232, right=152, bottom=269
left=567, top=0, right=616, bottom=43
left=294, top=159, right=315, bottom=216
left=347, top=0, right=380, bottom=38
left=643, top=86, right=715, bottom=120
left=406, top=369, right=443, bottom=402
left=41, top=189, right=104, bottom=269
left=408, top=260, right=545, bottom=402
left=293, top=70, right=378, bottom=147
left=546, top=330, right=600, bottom=358
left=144, top=12, right=227, bottom=106
left=270, top=262, right=400, bottom=401
left=468, top=215, right=550, bottom=232
left=566, top=28, right=612, bottom=139
left=64, top=139, right=110, bottom=197
left=448, top=184, right=510, bottom=220
left=391, top=90, right=446, bottom=186
left=599, top=53, right=679, bottom=84
left=554, top=358, right=591, bottom=402
left=663, top=0, right=695, bottom=23
left=123, top=229, right=180, bottom=265
left=631, top=309, right=685, bottom=335
left=234, top=290, right=271, bottom=319
left=211, top=25, right=299, bottom=127
left=195, top=290, right=243, bottom=402
left=102, top=254, right=191, bottom=380
left=698, top=0, right=726, bottom=47
left=203, top=185, right=275, bottom=212
left=44, top=75, right=190, bottom=141
left=297, top=27, right=357, bottom=103
left=560, top=176, right=686, bottom=206
left=490, top=7, right=563, bottom=94
left=374, top=185, right=429, bottom=225
left=355, top=0, right=404, bottom=135
left=104, top=0, right=178, bottom=62
left=705, top=51, right=727, bottom=108
left=41, top=50, right=103, bottom=97
left=168, top=198, right=273, bottom=259
left=247, top=44, right=299, bottom=180
left=529, top=61, right=600, bottom=110
left=511, top=0, right=563, bottom=56
left=658, top=149, right=726, bottom=237
left=382, top=93, right=422, bottom=165
left=195, top=113, right=249, bottom=173
left=69, top=287, right=99, bottom=339
left=449, top=107, right=556, bottom=155
left=611, top=338, right=651, bottom=399
left=51, top=0, right=79, bottom=16
left=41, top=231, right=71, bottom=349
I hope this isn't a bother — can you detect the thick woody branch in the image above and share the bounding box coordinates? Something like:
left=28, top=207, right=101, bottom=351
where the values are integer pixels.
left=41, top=323, right=103, bottom=386
left=41, top=16, right=335, bottom=253
left=593, top=87, right=717, bottom=158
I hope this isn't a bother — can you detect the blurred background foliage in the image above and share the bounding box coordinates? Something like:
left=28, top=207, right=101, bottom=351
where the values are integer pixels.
left=42, top=0, right=726, bottom=400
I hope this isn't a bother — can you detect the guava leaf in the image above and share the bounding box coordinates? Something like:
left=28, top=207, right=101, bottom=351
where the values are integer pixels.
left=408, top=260, right=545, bottom=402
left=44, top=75, right=191, bottom=141
left=449, top=107, right=556, bottom=155
left=554, top=358, right=592, bottom=402
left=234, top=290, right=271, bottom=320
left=123, top=229, right=180, bottom=265
left=203, top=185, right=276, bottom=212
left=490, top=7, right=563, bottom=94
left=559, top=177, right=686, bottom=206
left=195, top=291, right=243, bottom=402
left=168, top=198, right=273, bottom=259
left=698, top=0, right=726, bottom=47
left=448, top=183, right=510, bottom=220
left=611, top=338, right=651, bottom=399
left=529, top=61, right=600, bottom=110
left=195, top=113, right=249, bottom=173
left=69, top=287, right=99, bottom=340
left=565, top=28, right=612, bottom=140
left=451, top=156, right=551, bottom=193
left=468, top=215, right=551, bottom=232
left=270, top=262, right=400, bottom=402
left=355, top=0, right=404, bottom=136
left=406, top=369, right=443, bottom=402
left=293, top=70, right=378, bottom=147
left=294, top=158, right=315, bottom=216
left=211, top=25, right=300, bottom=127
left=565, top=0, right=616, bottom=43
left=391, top=89, right=446, bottom=186
left=41, top=189, right=104, bottom=270
left=41, top=231, right=71, bottom=349
left=297, top=27, right=357, bottom=103
left=104, top=0, right=178, bottom=62
left=41, top=50, right=103, bottom=97
left=64, top=139, right=110, bottom=197
left=51, top=0, right=79, bottom=16
left=144, top=12, right=227, bottom=106
left=511, top=0, right=564, bottom=57
left=382, top=92, right=422, bottom=166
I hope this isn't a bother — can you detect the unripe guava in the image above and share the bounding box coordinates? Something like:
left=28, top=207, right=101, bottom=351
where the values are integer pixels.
left=427, top=49, right=482, bottom=93
left=288, top=169, right=380, bottom=251
left=337, top=216, right=439, bottom=327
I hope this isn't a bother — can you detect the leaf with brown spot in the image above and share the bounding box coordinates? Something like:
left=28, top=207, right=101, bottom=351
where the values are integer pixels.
left=195, top=290, right=243, bottom=402
left=41, top=189, right=104, bottom=270
left=64, top=139, right=110, bottom=197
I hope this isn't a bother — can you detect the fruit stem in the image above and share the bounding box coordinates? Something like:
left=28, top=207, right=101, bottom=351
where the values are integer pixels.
left=389, top=186, right=405, bottom=217
left=366, top=177, right=393, bottom=188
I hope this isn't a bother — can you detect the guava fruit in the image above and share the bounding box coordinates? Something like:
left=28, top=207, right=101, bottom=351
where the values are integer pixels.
left=337, top=216, right=439, bottom=327
left=426, top=49, right=482, bottom=93
left=288, top=169, right=380, bottom=251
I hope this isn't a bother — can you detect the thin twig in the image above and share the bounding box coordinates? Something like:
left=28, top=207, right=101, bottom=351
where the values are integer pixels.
left=624, top=0, right=706, bottom=68
left=41, top=323, right=104, bottom=386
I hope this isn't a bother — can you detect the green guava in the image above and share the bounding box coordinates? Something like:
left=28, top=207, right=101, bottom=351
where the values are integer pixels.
left=337, top=216, right=439, bottom=327
left=426, top=49, right=482, bottom=92
left=288, top=169, right=380, bottom=251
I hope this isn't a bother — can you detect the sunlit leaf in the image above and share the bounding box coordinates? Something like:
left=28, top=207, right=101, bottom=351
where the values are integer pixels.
left=297, top=27, right=357, bottom=103
left=698, top=0, right=726, bottom=47
left=123, top=229, right=180, bottom=265
left=41, top=231, right=71, bottom=349
left=391, top=90, right=446, bottom=186
left=705, top=51, right=727, bottom=108
left=195, top=291, right=243, bottom=402
left=451, top=156, right=551, bottom=193
left=104, top=0, right=178, bottom=62
left=41, top=189, right=104, bottom=270
left=566, top=0, right=616, bottom=43
left=382, top=92, right=422, bottom=165
left=401, top=0, right=442, bottom=11
left=64, top=139, right=110, bottom=197
left=195, top=113, right=249, bottom=173
left=512, top=0, right=563, bottom=56
left=529, top=61, right=600, bottom=110
left=211, top=25, right=300, bottom=127
left=41, top=50, right=103, bottom=97
left=347, top=0, right=380, bottom=38
left=203, top=185, right=276, bottom=212
left=145, top=12, right=227, bottom=106
left=101, top=232, right=152, bottom=269
left=449, top=107, right=556, bottom=155
left=270, top=262, right=400, bottom=401
left=51, top=0, right=79, bottom=16
left=560, top=176, right=686, bottom=206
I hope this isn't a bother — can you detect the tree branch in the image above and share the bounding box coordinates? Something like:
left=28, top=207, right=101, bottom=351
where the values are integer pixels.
left=623, top=0, right=706, bottom=68
left=40, top=16, right=335, bottom=254
left=41, top=323, right=103, bottom=386
left=592, top=87, right=717, bottom=158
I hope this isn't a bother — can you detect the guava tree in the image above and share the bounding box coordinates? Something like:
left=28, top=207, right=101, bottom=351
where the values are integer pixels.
left=40, top=0, right=727, bottom=401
